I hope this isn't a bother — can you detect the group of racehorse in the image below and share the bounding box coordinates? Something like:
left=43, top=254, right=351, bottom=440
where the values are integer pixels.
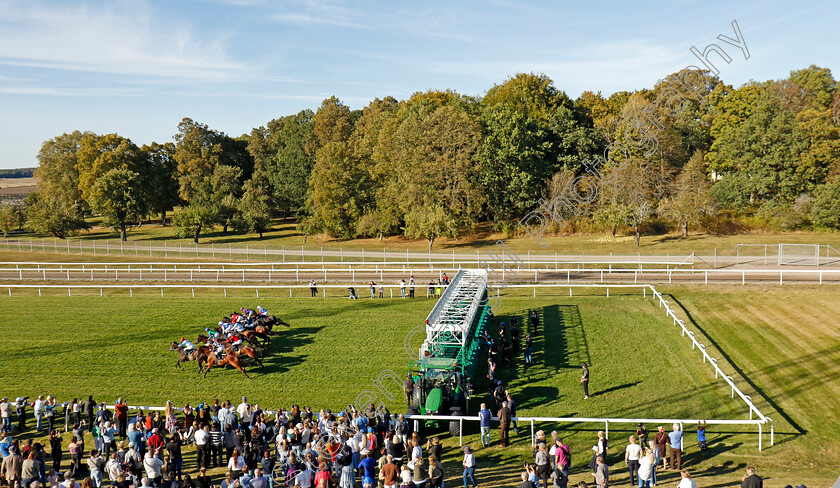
left=169, top=310, right=290, bottom=379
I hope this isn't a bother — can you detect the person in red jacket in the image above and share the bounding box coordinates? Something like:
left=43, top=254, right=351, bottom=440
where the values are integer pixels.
left=115, top=399, right=128, bottom=438
left=147, top=428, right=165, bottom=452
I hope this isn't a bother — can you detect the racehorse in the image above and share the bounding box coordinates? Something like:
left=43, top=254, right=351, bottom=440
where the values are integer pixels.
left=224, top=343, right=263, bottom=368
left=255, top=315, right=291, bottom=330
left=196, top=335, right=264, bottom=368
left=170, top=342, right=205, bottom=371
left=198, top=346, right=250, bottom=379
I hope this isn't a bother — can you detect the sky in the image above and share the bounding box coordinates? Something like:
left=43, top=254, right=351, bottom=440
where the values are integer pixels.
left=0, top=0, right=837, bottom=169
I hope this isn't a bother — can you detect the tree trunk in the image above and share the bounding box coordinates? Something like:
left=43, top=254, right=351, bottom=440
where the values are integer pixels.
left=223, top=224, right=228, bottom=233
left=378, top=232, right=383, bottom=241
left=259, top=231, right=263, bottom=238
left=427, top=236, right=435, bottom=252
left=160, top=210, right=167, bottom=226
left=681, top=220, right=688, bottom=237
left=120, top=223, right=127, bottom=242
left=302, top=233, right=308, bottom=244
left=194, top=225, right=201, bottom=244
left=611, top=226, right=617, bottom=238
left=635, top=225, right=641, bottom=247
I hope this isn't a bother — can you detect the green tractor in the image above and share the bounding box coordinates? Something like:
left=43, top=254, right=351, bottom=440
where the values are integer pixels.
left=407, top=269, right=492, bottom=436
left=407, top=358, right=474, bottom=436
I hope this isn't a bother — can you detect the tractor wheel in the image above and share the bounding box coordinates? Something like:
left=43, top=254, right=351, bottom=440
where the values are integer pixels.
left=449, top=409, right=461, bottom=437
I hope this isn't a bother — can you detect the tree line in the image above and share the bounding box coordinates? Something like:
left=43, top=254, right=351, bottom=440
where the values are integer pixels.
left=4, top=66, right=840, bottom=246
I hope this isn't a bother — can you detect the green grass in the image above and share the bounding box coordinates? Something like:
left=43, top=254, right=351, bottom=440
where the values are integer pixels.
left=2, top=287, right=838, bottom=487
left=5, top=216, right=840, bottom=259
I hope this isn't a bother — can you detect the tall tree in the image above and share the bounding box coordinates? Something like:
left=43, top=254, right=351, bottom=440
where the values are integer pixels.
left=237, top=168, right=272, bottom=238
left=76, top=133, right=143, bottom=204
left=24, top=192, right=89, bottom=238
left=140, top=142, right=180, bottom=225
left=89, top=168, right=147, bottom=241
left=660, top=151, right=716, bottom=236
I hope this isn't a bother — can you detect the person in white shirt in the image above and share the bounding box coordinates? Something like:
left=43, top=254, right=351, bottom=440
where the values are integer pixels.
left=143, top=451, right=164, bottom=484
left=296, top=464, right=312, bottom=488
left=237, top=398, right=252, bottom=433
left=59, top=478, right=81, bottom=488
left=637, top=448, right=654, bottom=488
left=462, top=446, right=477, bottom=488
left=219, top=404, right=231, bottom=431
left=34, top=396, right=46, bottom=432
left=625, top=435, right=642, bottom=486
left=677, top=470, right=696, bottom=488
left=194, top=425, right=209, bottom=469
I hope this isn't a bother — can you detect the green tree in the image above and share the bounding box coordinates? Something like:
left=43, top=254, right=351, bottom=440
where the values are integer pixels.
left=381, top=104, right=484, bottom=250
left=24, top=191, right=89, bottom=239
left=211, top=164, right=243, bottom=233
left=475, top=105, right=551, bottom=224
left=306, top=142, right=370, bottom=238
left=811, top=180, right=840, bottom=229
left=660, top=151, right=716, bottom=236
left=34, top=131, right=90, bottom=220
left=76, top=133, right=143, bottom=205
left=173, top=203, right=218, bottom=244
left=89, top=168, right=147, bottom=241
left=0, top=205, right=24, bottom=238
left=237, top=168, right=272, bottom=237
left=258, top=110, right=316, bottom=215
left=141, top=142, right=180, bottom=225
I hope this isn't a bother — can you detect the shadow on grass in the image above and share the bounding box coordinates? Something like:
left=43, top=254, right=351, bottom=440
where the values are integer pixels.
left=590, top=381, right=641, bottom=397
left=667, top=294, right=807, bottom=437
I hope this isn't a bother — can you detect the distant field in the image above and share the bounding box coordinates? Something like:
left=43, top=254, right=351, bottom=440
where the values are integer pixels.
left=3, top=286, right=838, bottom=486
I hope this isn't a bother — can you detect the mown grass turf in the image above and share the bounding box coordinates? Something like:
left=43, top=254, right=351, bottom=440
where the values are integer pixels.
left=2, top=287, right=837, bottom=487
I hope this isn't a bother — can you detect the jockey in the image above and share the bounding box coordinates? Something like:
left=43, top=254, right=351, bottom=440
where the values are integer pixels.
left=179, top=337, right=195, bottom=352
left=257, top=306, right=268, bottom=316
left=205, top=328, right=220, bottom=341
left=226, top=334, right=243, bottom=350
left=230, top=313, right=241, bottom=323
left=241, top=307, right=255, bottom=319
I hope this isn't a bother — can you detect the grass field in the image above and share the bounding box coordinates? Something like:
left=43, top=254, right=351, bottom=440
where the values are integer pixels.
left=2, top=287, right=838, bottom=487
left=5, top=217, right=840, bottom=259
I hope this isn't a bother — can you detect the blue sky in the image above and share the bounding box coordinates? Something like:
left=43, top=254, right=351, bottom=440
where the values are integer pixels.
left=0, top=0, right=837, bottom=169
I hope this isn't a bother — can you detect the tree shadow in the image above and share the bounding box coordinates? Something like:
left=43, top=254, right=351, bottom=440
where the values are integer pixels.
left=667, top=294, right=807, bottom=437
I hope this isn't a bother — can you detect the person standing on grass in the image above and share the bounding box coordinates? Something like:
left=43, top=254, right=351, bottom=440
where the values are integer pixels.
left=399, top=279, right=407, bottom=299
left=409, top=277, right=415, bottom=299
left=49, top=430, right=62, bottom=472
left=624, top=436, right=641, bottom=486
left=84, top=397, right=96, bottom=432
left=1, top=445, right=22, bottom=488
left=696, top=421, right=707, bottom=451
left=14, top=398, right=26, bottom=433
left=555, top=438, right=570, bottom=475
left=115, top=399, right=128, bottom=439
left=581, top=363, right=590, bottom=399
left=404, top=375, right=415, bottom=408
left=530, top=310, right=539, bottom=333
left=740, top=466, right=762, bottom=488
left=637, top=448, right=654, bottom=488
left=0, top=398, right=12, bottom=433
left=593, top=456, right=608, bottom=488
left=653, top=428, right=668, bottom=471
left=524, top=334, right=533, bottom=366
left=478, top=405, right=491, bottom=447
left=677, top=470, right=696, bottom=488
left=668, top=424, right=683, bottom=471
left=497, top=402, right=511, bottom=448
left=370, top=282, right=377, bottom=299
left=461, top=446, right=477, bottom=488
left=34, top=397, right=46, bottom=433
left=309, top=280, right=318, bottom=298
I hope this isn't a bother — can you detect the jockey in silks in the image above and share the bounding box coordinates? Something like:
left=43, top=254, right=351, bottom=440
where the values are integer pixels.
left=179, top=337, right=195, bottom=353
left=205, top=327, right=220, bottom=342
left=225, top=334, right=243, bottom=352
left=240, top=307, right=255, bottom=319
left=257, top=306, right=268, bottom=316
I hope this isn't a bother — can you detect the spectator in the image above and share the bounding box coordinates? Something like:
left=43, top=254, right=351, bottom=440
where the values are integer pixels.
left=34, top=397, right=46, bottom=433
left=251, top=469, right=267, bottom=488
left=427, top=457, right=442, bottom=488
left=535, top=445, right=550, bottom=488
left=497, top=402, right=511, bottom=448
left=48, top=431, right=62, bottom=473
left=461, top=446, right=477, bottom=488
left=309, top=281, right=317, bottom=298
left=668, top=424, right=683, bottom=471
left=194, top=425, right=208, bottom=469
left=87, top=450, right=105, bottom=488
left=399, top=279, right=407, bottom=299
left=517, top=472, right=536, bottom=488
left=653, top=428, right=668, bottom=471
left=143, top=450, right=164, bottom=487
left=624, top=436, right=641, bottom=486
left=370, top=282, right=377, bottom=299
left=409, top=277, right=415, bottom=299
left=21, top=451, right=40, bottom=488
left=637, top=448, right=654, bottom=488
left=381, top=455, right=399, bottom=488
left=593, top=456, right=608, bottom=488
left=697, top=422, right=707, bottom=451
left=551, top=466, right=568, bottom=488
left=554, top=438, right=570, bottom=475
left=581, top=364, right=590, bottom=399
left=115, top=399, right=129, bottom=438
left=741, top=466, right=762, bottom=488
left=196, top=467, right=211, bottom=488
left=678, top=471, right=696, bottom=488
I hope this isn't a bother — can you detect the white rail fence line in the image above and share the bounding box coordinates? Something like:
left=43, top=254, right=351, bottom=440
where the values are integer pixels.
left=3, top=264, right=840, bottom=285
left=2, top=282, right=775, bottom=449
left=7, top=237, right=840, bottom=269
